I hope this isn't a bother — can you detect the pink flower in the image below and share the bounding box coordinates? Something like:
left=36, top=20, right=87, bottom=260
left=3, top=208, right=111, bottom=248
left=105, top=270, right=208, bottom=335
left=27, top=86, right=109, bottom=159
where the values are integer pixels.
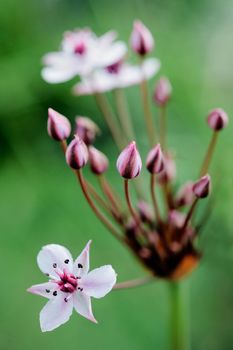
left=73, top=58, right=160, bottom=95
left=207, top=108, right=229, bottom=131
left=47, top=108, right=71, bottom=141
left=130, top=20, right=154, bottom=56
left=116, top=141, right=142, bottom=179
left=66, top=135, right=89, bottom=169
left=42, top=29, right=127, bottom=83
left=75, top=117, right=100, bottom=145
left=27, top=241, right=117, bottom=332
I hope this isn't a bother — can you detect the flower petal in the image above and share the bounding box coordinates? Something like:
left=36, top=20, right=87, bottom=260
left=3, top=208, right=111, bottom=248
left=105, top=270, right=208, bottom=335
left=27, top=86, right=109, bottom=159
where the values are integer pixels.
left=41, top=67, right=77, bottom=84
left=27, top=282, right=57, bottom=299
left=81, top=265, right=117, bottom=298
left=40, top=294, right=73, bottom=332
left=73, top=240, right=91, bottom=277
left=73, top=292, right=97, bottom=323
left=37, top=244, right=73, bottom=278
left=141, top=58, right=161, bottom=80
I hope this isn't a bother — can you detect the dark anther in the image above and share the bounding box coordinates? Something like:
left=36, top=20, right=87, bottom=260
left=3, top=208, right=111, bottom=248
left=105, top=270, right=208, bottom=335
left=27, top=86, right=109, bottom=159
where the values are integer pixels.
left=46, top=289, right=50, bottom=293
left=78, top=287, right=83, bottom=292
left=78, top=263, right=83, bottom=268
left=53, top=263, right=57, bottom=268
left=53, top=291, right=57, bottom=296
left=76, top=276, right=81, bottom=279
left=64, top=297, right=68, bottom=303
left=64, top=259, right=69, bottom=264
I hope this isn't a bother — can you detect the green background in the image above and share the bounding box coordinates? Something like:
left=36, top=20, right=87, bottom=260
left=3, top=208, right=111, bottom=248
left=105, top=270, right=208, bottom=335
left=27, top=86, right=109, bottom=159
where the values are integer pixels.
left=0, top=0, right=233, bottom=349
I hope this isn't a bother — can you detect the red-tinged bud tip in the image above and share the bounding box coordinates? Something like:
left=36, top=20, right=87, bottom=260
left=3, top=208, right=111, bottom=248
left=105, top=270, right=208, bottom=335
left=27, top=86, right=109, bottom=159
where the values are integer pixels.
left=175, top=181, right=195, bottom=207
left=154, top=77, right=172, bottom=107
left=146, top=143, right=164, bottom=174
left=75, top=117, right=100, bottom=145
left=47, top=108, right=71, bottom=141
left=207, top=108, right=229, bottom=131
left=157, top=153, right=176, bottom=184
left=88, top=146, right=109, bottom=175
left=65, top=135, right=89, bottom=169
left=192, top=175, right=211, bottom=198
left=130, top=20, right=154, bottom=56
left=116, top=141, right=142, bottom=179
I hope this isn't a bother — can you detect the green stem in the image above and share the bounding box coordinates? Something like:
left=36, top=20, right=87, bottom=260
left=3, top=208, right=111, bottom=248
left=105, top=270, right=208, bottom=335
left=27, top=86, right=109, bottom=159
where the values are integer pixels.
left=94, top=92, right=126, bottom=150
left=159, top=106, right=167, bottom=150
left=113, top=88, right=136, bottom=141
left=169, top=282, right=190, bottom=350
left=140, top=77, right=157, bottom=147
left=199, top=131, right=218, bottom=177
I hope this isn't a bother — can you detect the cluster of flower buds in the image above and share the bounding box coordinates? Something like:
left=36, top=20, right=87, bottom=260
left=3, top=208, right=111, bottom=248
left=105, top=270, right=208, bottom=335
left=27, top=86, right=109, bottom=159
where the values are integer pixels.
left=44, top=21, right=229, bottom=286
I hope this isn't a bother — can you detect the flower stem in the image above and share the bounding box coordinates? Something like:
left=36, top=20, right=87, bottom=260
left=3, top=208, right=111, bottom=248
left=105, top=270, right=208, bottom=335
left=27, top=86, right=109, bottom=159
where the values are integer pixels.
left=159, top=106, right=167, bottom=150
left=169, top=282, right=190, bottom=350
left=182, top=197, right=199, bottom=231
left=113, top=88, right=136, bottom=141
left=150, top=174, right=162, bottom=225
left=94, top=92, right=126, bottom=150
left=140, top=77, right=157, bottom=147
left=76, top=169, right=124, bottom=243
left=199, top=131, right=218, bottom=176
left=114, top=276, right=154, bottom=290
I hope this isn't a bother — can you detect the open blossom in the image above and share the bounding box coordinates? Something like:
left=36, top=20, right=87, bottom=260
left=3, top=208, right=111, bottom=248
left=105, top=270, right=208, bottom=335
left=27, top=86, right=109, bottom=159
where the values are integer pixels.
left=27, top=241, right=117, bottom=332
left=73, top=58, right=160, bottom=95
left=42, top=29, right=127, bottom=83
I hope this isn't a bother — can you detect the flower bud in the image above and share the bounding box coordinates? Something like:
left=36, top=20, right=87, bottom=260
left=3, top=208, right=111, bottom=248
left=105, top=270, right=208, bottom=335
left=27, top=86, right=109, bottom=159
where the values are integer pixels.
left=75, top=117, right=100, bottom=145
left=157, top=153, right=176, bottom=184
left=154, top=77, right=172, bottom=107
left=192, top=175, right=211, bottom=198
left=146, top=143, right=164, bottom=174
left=116, top=141, right=142, bottom=179
left=66, top=135, right=89, bottom=169
left=47, top=108, right=71, bottom=141
left=207, top=108, right=229, bottom=131
left=130, top=20, right=154, bottom=56
left=168, top=210, right=185, bottom=229
left=175, top=181, right=195, bottom=207
left=88, top=146, right=109, bottom=175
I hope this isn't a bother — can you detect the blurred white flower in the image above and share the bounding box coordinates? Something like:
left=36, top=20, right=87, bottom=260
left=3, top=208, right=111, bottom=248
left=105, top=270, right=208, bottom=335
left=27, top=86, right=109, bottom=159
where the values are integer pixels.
left=42, top=29, right=127, bottom=83
left=27, top=241, right=117, bottom=332
left=73, top=58, right=161, bottom=95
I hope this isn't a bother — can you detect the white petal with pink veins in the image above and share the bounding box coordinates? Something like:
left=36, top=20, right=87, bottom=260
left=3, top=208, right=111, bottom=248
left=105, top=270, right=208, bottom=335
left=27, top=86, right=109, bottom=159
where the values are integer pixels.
left=81, top=265, right=117, bottom=298
left=37, top=244, right=73, bottom=278
left=40, top=294, right=73, bottom=332
left=27, top=282, right=57, bottom=299
left=73, top=240, right=91, bottom=277
left=73, top=292, right=97, bottom=323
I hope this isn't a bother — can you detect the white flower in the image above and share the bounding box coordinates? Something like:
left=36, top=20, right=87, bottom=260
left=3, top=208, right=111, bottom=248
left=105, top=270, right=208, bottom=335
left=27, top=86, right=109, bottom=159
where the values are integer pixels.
left=42, top=29, right=127, bottom=83
left=27, top=241, right=117, bottom=332
left=73, top=58, right=161, bottom=95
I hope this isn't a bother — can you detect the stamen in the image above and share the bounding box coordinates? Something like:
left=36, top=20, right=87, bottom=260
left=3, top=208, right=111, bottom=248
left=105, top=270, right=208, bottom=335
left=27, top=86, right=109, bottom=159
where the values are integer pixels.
left=45, top=289, right=50, bottom=293
left=64, top=259, right=69, bottom=264
left=53, top=291, right=58, bottom=296
left=78, top=263, right=83, bottom=268
left=53, top=263, right=57, bottom=268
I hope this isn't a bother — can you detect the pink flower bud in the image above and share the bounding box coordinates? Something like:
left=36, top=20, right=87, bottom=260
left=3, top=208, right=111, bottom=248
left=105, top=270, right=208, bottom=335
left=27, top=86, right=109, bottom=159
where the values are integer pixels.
left=116, top=141, right=142, bottom=179
left=168, top=210, right=185, bottom=229
left=75, top=117, right=100, bottom=145
left=47, top=108, right=71, bottom=141
left=154, top=77, right=172, bottom=107
left=146, top=143, right=164, bottom=174
left=130, top=20, right=154, bottom=56
left=192, top=175, right=211, bottom=198
left=157, top=153, right=176, bottom=184
left=66, top=135, right=89, bottom=169
left=175, top=181, right=195, bottom=207
left=207, top=108, right=229, bottom=131
left=88, top=146, right=109, bottom=175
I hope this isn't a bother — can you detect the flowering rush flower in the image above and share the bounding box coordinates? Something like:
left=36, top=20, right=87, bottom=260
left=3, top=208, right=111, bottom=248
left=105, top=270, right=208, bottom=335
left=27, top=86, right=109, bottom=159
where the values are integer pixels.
left=42, top=29, right=127, bottom=83
left=27, top=241, right=117, bottom=332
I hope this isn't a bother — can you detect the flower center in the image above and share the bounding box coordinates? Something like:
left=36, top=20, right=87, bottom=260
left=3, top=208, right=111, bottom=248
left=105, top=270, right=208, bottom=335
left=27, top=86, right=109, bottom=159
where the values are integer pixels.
left=74, top=42, right=86, bottom=55
left=57, top=272, right=78, bottom=293
left=106, top=61, right=122, bottom=74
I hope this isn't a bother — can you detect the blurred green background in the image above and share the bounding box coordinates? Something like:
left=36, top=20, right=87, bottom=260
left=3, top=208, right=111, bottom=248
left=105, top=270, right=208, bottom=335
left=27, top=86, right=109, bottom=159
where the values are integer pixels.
left=0, top=0, right=233, bottom=349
